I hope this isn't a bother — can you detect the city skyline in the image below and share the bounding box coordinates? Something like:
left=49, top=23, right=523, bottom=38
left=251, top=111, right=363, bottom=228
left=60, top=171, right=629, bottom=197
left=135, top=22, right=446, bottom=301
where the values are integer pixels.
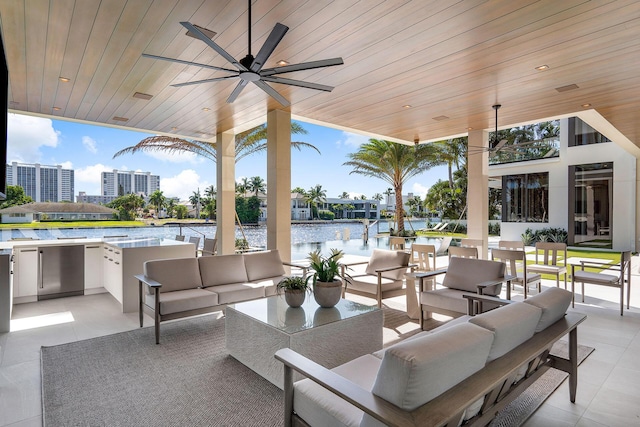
left=6, top=113, right=448, bottom=201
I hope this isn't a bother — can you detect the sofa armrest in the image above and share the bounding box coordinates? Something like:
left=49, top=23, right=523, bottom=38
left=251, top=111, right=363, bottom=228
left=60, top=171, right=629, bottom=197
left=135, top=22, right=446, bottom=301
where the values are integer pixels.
left=282, top=261, right=309, bottom=277
left=275, top=348, right=415, bottom=427
left=135, top=274, right=162, bottom=289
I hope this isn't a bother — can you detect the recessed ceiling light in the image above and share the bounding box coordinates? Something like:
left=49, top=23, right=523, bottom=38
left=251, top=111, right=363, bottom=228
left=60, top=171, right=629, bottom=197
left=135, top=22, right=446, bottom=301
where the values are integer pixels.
left=59, top=77, right=70, bottom=82
left=171, top=127, right=178, bottom=131
left=402, top=105, right=412, bottom=109
left=276, top=60, right=289, bottom=66
left=535, top=64, right=549, bottom=71
left=52, top=107, right=61, bottom=111
left=581, top=103, right=592, bottom=108
left=468, top=127, right=473, bottom=130
left=555, top=84, right=579, bottom=92
left=202, top=107, right=210, bottom=112
left=133, top=92, right=153, bottom=100
left=432, top=115, right=449, bottom=121
left=112, top=116, right=129, bottom=122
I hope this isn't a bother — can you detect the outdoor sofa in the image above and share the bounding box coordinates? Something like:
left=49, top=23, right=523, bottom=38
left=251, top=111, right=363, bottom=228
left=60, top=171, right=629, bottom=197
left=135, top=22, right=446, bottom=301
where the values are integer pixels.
left=276, top=287, right=586, bottom=427
left=136, top=249, right=304, bottom=343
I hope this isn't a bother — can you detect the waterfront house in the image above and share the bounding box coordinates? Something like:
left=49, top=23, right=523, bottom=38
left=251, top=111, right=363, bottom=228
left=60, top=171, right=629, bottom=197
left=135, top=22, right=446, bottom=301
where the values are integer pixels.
left=0, top=202, right=116, bottom=223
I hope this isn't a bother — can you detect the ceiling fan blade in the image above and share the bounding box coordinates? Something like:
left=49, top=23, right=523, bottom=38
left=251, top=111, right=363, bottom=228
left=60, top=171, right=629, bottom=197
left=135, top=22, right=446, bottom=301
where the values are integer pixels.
left=180, top=21, right=247, bottom=71
left=492, top=139, right=508, bottom=150
left=250, top=23, right=288, bottom=72
left=261, top=76, right=334, bottom=92
left=142, top=53, right=238, bottom=74
left=253, top=80, right=290, bottom=107
left=226, top=80, right=249, bottom=103
left=261, top=58, right=344, bottom=76
left=171, top=75, right=238, bottom=88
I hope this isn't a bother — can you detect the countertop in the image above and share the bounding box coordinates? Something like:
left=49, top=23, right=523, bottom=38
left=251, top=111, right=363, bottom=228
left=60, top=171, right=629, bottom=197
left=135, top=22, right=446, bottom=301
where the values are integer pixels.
left=0, top=237, right=192, bottom=250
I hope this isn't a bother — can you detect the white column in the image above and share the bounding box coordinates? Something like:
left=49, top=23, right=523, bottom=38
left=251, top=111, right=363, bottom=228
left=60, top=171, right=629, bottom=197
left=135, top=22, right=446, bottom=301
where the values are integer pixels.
left=467, top=130, right=489, bottom=259
left=216, top=130, right=236, bottom=255
left=267, top=110, right=292, bottom=262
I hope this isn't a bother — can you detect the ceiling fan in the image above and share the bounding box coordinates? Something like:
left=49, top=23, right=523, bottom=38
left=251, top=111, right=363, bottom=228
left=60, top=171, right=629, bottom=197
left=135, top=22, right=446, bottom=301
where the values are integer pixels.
left=142, top=0, right=344, bottom=107
left=467, top=104, right=508, bottom=156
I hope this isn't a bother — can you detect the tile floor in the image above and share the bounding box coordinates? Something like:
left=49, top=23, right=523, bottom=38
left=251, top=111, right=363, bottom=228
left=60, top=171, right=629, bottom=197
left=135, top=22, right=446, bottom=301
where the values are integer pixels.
left=1, top=262, right=640, bottom=426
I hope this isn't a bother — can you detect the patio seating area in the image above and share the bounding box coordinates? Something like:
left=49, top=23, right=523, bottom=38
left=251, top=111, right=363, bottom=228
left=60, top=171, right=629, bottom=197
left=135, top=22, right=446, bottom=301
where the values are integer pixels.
left=2, top=246, right=640, bottom=426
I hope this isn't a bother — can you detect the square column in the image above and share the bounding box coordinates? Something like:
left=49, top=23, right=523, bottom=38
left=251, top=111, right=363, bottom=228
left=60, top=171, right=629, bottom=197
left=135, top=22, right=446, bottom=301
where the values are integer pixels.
left=467, top=130, right=489, bottom=259
left=267, top=110, right=292, bottom=262
left=216, top=130, right=236, bottom=255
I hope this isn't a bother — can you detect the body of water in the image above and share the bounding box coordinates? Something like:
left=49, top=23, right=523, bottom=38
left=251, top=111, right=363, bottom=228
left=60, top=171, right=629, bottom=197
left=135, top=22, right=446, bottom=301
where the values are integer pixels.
left=2, top=220, right=445, bottom=259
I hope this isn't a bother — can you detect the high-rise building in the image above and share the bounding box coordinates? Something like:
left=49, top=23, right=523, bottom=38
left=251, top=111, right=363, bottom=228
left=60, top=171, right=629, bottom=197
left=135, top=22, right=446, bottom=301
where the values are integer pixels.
left=6, top=162, right=75, bottom=202
left=101, top=169, right=160, bottom=197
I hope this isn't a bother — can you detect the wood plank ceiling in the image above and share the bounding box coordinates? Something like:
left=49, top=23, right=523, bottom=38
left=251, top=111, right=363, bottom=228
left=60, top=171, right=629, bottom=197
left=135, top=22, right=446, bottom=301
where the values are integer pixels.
left=1, top=0, right=639, bottom=147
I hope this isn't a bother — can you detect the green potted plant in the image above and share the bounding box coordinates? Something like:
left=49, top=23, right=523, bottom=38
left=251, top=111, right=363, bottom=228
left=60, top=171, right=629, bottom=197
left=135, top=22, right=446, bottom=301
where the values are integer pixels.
left=306, top=248, right=345, bottom=308
left=277, top=276, right=310, bottom=308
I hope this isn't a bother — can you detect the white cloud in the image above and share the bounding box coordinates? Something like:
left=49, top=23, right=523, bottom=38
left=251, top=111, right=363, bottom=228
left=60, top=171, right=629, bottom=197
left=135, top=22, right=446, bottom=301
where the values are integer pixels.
left=75, top=163, right=113, bottom=194
left=161, top=169, right=210, bottom=200
left=60, top=161, right=73, bottom=169
left=82, top=136, right=98, bottom=154
left=411, top=182, right=430, bottom=198
left=336, top=131, right=369, bottom=148
left=7, top=114, right=60, bottom=162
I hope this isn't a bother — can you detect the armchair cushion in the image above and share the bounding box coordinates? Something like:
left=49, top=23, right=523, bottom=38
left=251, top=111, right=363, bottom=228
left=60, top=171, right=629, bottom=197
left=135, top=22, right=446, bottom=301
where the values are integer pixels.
left=144, top=258, right=202, bottom=293
left=469, top=302, right=541, bottom=362
left=364, top=249, right=410, bottom=280
left=524, top=287, right=572, bottom=332
left=199, top=255, right=248, bottom=287
left=370, top=322, right=494, bottom=411
left=442, top=257, right=505, bottom=296
left=293, top=354, right=381, bottom=427
left=347, top=274, right=404, bottom=294
left=243, top=250, right=286, bottom=281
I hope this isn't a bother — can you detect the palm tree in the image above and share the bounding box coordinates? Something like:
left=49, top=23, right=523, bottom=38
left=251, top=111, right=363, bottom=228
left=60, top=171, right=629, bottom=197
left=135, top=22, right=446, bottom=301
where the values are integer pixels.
left=148, top=190, right=166, bottom=217
left=166, top=198, right=176, bottom=218
left=339, top=191, right=350, bottom=199
left=112, top=122, right=319, bottom=163
left=372, top=193, right=383, bottom=202
left=344, top=139, right=439, bottom=232
left=204, top=185, right=216, bottom=199
left=248, top=176, right=266, bottom=197
left=305, top=184, right=327, bottom=220
left=432, top=137, right=467, bottom=189
left=189, top=189, right=202, bottom=218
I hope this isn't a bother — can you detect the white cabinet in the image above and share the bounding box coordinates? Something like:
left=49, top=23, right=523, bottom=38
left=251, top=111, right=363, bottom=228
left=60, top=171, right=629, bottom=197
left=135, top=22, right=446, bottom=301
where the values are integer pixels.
left=103, top=244, right=123, bottom=303
left=84, top=244, right=104, bottom=291
left=13, top=247, right=39, bottom=300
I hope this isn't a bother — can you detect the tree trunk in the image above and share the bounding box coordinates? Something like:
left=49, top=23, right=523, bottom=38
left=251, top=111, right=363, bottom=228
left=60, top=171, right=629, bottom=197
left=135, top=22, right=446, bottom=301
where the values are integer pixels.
left=395, top=185, right=404, bottom=232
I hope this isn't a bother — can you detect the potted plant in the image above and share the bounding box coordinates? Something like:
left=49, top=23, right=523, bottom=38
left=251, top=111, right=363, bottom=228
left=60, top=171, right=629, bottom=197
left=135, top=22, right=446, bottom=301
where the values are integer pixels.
left=306, top=248, right=345, bottom=308
left=277, top=276, right=310, bottom=308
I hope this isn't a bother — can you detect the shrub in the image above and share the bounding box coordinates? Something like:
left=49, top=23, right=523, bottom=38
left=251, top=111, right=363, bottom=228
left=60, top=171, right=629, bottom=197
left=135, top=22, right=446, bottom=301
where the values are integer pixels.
left=318, top=210, right=335, bottom=220
left=488, top=222, right=500, bottom=236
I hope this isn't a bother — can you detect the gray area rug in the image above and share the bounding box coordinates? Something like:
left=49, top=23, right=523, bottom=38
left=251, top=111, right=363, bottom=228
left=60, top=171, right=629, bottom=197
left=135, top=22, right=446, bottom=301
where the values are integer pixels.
left=41, top=311, right=593, bottom=427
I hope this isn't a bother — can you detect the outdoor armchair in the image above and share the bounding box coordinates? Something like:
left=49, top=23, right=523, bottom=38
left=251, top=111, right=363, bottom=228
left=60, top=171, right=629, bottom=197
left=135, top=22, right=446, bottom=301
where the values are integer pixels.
left=571, top=251, right=631, bottom=315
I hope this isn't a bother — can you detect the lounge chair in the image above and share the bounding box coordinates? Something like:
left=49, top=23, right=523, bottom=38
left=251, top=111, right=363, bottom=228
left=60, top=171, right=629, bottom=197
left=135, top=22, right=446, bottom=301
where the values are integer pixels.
left=435, top=236, right=452, bottom=255
left=571, top=251, right=631, bottom=315
left=423, top=222, right=442, bottom=231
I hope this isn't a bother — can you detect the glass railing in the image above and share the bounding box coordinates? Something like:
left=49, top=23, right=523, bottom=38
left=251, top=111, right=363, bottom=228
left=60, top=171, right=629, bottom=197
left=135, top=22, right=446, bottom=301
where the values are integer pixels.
left=489, top=137, right=560, bottom=165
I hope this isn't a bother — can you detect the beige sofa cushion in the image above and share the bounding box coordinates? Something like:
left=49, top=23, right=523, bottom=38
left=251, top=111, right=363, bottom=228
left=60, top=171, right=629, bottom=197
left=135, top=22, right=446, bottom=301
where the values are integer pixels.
left=294, top=354, right=381, bottom=427
left=243, top=250, right=286, bottom=281
left=198, top=254, right=248, bottom=287
left=369, top=322, right=494, bottom=412
left=364, top=249, right=410, bottom=280
left=469, top=302, right=542, bottom=362
left=205, top=282, right=264, bottom=304
left=145, top=288, right=219, bottom=315
left=523, top=287, right=572, bottom=332
left=144, top=257, right=202, bottom=293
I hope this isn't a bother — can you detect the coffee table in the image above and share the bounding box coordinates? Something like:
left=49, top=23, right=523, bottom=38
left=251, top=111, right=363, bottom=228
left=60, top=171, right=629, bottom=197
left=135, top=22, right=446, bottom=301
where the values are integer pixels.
left=225, top=295, right=383, bottom=389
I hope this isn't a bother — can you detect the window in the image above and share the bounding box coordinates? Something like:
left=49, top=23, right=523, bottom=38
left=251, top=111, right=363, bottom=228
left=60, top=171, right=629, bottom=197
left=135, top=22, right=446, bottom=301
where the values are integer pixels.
left=502, top=173, right=548, bottom=222
left=568, top=117, right=610, bottom=146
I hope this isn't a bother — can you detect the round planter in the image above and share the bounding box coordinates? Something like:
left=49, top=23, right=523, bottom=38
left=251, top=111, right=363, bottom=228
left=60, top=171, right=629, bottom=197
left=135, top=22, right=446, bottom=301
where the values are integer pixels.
left=284, top=289, right=306, bottom=308
left=313, top=280, right=342, bottom=308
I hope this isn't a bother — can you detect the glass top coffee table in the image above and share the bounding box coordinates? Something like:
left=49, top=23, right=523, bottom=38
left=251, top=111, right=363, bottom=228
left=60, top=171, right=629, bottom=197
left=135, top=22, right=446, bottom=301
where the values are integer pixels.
left=226, top=295, right=383, bottom=389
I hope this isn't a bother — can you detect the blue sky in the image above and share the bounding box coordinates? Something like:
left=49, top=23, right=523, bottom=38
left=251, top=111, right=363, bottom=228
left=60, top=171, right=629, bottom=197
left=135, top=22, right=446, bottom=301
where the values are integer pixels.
left=7, top=113, right=447, bottom=201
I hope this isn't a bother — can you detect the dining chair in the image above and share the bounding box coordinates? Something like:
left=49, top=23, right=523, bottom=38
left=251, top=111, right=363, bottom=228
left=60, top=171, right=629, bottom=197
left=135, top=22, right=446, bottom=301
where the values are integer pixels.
left=175, top=235, right=185, bottom=241
left=460, top=238, right=483, bottom=248
left=527, top=242, right=567, bottom=289
left=571, top=251, right=631, bottom=315
left=491, top=248, right=541, bottom=299
left=410, top=244, right=437, bottom=273
left=201, top=238, right=217, bottom=256
left=448, top=246, right=478, bottom=259
left=389, top=236, right=405, bottom=251
left=188, top=236, right=201, bottom=256
left=498, top=240, right=525, bottom=250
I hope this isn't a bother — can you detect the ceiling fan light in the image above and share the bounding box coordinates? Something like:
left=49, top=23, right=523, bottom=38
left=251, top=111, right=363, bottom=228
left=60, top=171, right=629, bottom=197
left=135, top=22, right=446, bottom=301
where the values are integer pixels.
left=276, top=60, right=289, bottom=66
left=535, top=64, right=549, bottom=71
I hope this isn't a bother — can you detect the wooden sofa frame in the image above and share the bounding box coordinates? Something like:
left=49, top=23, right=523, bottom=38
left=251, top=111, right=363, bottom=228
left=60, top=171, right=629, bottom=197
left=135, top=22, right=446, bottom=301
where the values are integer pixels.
left=276, top=293, right=586, bottom=427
